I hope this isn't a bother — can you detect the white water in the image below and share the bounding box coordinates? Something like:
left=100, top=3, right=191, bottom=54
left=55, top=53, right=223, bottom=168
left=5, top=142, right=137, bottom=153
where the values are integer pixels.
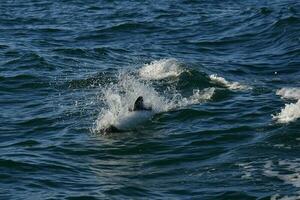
left=139, top=59, right=251, bottom=92
left=93, top=66, right=215, bottom=133
left=139, top=58, right=184, bottom=80
left=273, top=88, right=300, bottom=124
left=94, top=59, right=259, bottom=133
left=209, top=74, right=252, bottom=90
left=276, top=88, right=300, bottom=100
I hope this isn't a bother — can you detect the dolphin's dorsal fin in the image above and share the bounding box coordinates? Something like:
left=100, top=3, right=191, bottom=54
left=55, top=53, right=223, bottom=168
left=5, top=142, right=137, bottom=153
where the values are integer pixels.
left=134, top=96, right=144, bottom=111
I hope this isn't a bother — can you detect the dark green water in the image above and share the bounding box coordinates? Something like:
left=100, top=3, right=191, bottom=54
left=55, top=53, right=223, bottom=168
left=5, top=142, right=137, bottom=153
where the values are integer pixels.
left=1, top=0, right=300, bottom=199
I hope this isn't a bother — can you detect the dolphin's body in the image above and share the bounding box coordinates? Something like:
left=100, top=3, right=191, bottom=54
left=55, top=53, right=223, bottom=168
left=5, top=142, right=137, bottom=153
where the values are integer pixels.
left=132, top=96, right=152, bottom=111
left=103, top=96, right=152, bottom=133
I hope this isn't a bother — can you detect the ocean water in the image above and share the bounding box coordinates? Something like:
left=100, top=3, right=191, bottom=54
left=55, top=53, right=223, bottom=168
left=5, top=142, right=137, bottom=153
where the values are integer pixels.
left=1, top=0, right=300, bottom=199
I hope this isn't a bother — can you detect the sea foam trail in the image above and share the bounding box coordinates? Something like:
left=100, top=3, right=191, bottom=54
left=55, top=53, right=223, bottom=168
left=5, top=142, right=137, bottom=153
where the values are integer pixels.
left=273, top=88, right=300, bottom=124
left=93, top=71, right=214, bottom=133
left=209, top=74, right=252, bottom=90
left=139, top=58, right=184, bottom=80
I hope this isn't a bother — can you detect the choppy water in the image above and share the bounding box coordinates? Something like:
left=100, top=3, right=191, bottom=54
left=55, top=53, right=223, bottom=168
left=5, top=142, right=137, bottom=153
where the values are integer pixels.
left=1, top=0, right=300, bottom=199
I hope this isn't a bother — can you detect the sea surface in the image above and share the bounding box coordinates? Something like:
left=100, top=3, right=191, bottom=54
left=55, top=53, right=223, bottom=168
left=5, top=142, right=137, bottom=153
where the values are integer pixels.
left=1, top=0, right=300, bottom=199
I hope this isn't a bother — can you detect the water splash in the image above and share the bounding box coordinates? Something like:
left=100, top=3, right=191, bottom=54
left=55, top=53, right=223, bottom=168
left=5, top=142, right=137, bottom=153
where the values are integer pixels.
left=93, top=69, right=214, bottom=133
left=273, top=88, right=300, bottom=123
left=209, top=74, right=252, bottom=90
left=276, top=88, right=300, bottom=100
left=139, top=58, right=184, bottom=80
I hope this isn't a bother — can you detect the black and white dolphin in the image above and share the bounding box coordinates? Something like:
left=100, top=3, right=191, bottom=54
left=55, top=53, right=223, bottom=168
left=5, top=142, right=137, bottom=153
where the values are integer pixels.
left=130, top=96, right=152, bottom=111
left=104, top=96, right=152, bottom=133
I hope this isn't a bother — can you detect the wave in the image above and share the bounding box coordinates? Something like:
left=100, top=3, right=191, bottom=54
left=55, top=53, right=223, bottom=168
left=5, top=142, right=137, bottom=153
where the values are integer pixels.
left=139, top=58, right=184, bottom=80
left=93, top=67, right=215, bottom=133
left=209, top=74, right=252, bottom=90
left=92, top=58, right=257, bottom=133
left=276, top=88, right=300, bottom=100
left=273, top=88, right=300, bottom=123
left=93, top=73, right=214, bottom=132
left=138, top=58, right=250, bottom=90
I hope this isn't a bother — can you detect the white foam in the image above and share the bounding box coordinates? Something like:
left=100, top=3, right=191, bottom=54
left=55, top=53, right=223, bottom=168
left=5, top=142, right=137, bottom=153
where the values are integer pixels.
left=276, top=88, right=300, bottom=100
left=273, top=88, right=300, bottom=124
left=139, top=58, right=184, bottom=80
left=93, top=72, right=215, bottom=133
left=273, top=100, right=300, bottom=123
left=209, top=74, right=251, bottom=90
left=170, top=88, right=215, bottom=108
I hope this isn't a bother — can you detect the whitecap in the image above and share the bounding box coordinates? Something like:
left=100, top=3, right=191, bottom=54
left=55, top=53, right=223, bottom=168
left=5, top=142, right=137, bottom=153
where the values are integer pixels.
left=273, top=99, right=300, bottom=123
left=209, top=74, right=252, bottom=90
left=139, top=58, right=184, bottom=80
left=276, top=88, right=300, bottom=100
left=273, top=87, right=300, bottom=123
left=93, top=72, right=215, bottom=133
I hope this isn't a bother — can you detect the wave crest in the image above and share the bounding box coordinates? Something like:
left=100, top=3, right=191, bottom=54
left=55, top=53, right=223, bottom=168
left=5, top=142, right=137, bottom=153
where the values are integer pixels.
left=93, top=69, right=214, bottom=133
left=139, top=58, right=184, bottom=80
left=209, top=74, right=251, bottom=90
left=276, top=88, right=300, bottom=100
left=273, top=88, right=300, bottom=123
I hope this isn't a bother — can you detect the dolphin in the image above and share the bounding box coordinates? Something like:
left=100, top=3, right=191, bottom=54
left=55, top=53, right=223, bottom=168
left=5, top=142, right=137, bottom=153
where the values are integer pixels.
left=132, top=96, right=152, bottom=111
left=103, top=96, right=152, bottom=133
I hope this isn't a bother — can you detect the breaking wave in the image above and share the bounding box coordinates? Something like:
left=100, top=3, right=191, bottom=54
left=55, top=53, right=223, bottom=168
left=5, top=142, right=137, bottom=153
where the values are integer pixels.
left=273, top=88, right=300, bottom=123
left=276, top=88, right=300, bottom=100
left=93, top=71, right=214, bottom=133
left=92, top=58, right=219, bottom=133
left=209, top=74, right=252, bottom=90
left=139, top=58, right=184, bottom=80
left=92, top=58, right=256, bottom=133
